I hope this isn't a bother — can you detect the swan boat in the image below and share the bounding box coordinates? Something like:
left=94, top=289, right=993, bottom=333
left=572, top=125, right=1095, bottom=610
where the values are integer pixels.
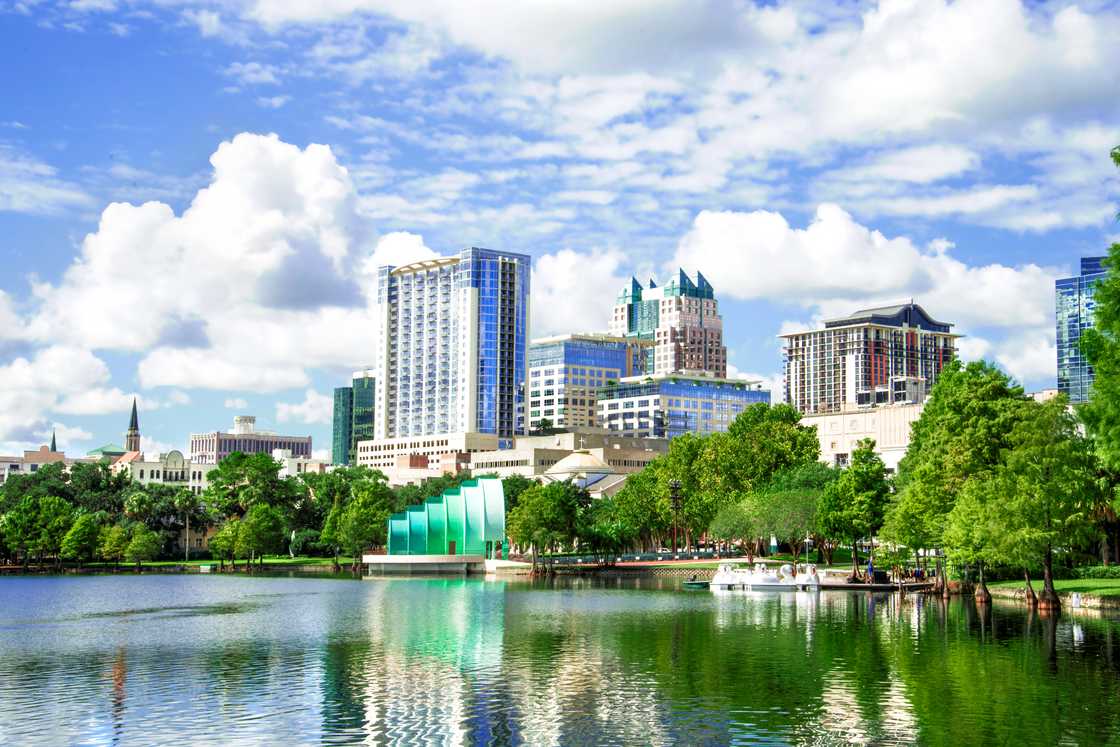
left=710, top=562, right=821, bottom=591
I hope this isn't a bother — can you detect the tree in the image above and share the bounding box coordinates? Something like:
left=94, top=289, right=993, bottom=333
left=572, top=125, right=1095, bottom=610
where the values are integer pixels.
left=883, top=360, right=1026, bottom=582
left=759, top=461, right=838, bottom=563
left=172, top=489, right=203, bottom=562
left=708, top=499, right=756, bottom=559
left=203, top=452, right=299, bottom=519
left=99, top=523, right=132, bottom=568
left=1, top=495, right=39, bottom=567
left=35, top=495, right=74, bottom=567
left=236, top=503, right=284, bottom=569
left=943, top=477, right=1003, bottom=602
left=1079, top=146, right=1120, bottom=470
left=61, top=513, right=103, bottom=567
left=125, top=526, right=163, bottom=571
left=507, top=481, right=589, bottom=571
left=612, top=464, right=670, bottom=552
left=993, top=398, right=1104, bottom=611
left=208, top=519, right=240, bottom=571
left=818, top=439, right=889, bottom=576
left=502, top=474, right=537, bottom=515
left=336, top=479, right=395, bottom=568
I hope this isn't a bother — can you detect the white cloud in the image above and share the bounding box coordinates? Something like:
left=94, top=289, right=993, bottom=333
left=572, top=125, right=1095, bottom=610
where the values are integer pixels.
left=0, top=346, right=110, bottom=444
left=224, top=397, right=249, bottom=409
left=185, top=9, right=223, bottom=38
left=276, top=388, right=333, bottom=425
left=726, top=363, right=782, bottom=401
left=70, top=0, right=116, bottom=12
left=530, top=248, right=636, bottom=337
left=0, top=144, right=94, bottom=215
left=226, top=61, right=281, bottom=85
left=256, top=95, right=291, bottom=109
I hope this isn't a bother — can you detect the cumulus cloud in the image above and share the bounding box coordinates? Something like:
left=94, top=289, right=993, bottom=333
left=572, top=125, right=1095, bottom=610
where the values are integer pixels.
left=530, top=248, right=633, bottom=337
left=224, top=397, right=249, bottom=409
left=276, top=388, right=333, bottom=425
left=672, top=204, right=1060, bottom=384
left=0, top=346, right=110, bottom=447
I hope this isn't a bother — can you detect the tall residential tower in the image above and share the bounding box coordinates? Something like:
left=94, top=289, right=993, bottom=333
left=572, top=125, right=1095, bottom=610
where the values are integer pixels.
left=373, top=248, right=530, bottom=443
left=1056, top=256, right=1107, bottom=403
left=782, top=302, right=957, bottom=416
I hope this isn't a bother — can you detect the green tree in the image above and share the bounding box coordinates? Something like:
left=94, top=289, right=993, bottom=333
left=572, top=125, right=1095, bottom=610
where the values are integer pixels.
left=125, top=526, right=163, bottom=571
left=99, top=523, right=132, bottom=568
left=207, top=519, right=240, bottom=571
left=883, top=360, right=1026, bottom=577
left=336, top=479, right=395, bottom=568
left=708, top=498, right=756, bottom=558
left=507, top=481, right=589, bottom=571
left=172, top=489, right=203, bottom=562
left=236, top=503, right=284, bottom=569
left=35, top=495, right=74, bottom=567
left=994, top=398, right=1104, bottom=609
left=612, top=464, right=670, bottom=552
left=204, top=452, right=299, bottom=518
left=1, top=495, right=39, bottom=566
left=501, top=474, right=537, bottom=515
left=61, top=512, right=103, bottom=566
left=818, top=439, right=889, bottom=576
left=1079, top=146, right=1120, bottom=470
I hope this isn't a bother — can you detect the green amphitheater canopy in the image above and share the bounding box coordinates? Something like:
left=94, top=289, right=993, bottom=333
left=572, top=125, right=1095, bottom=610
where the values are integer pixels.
left=387, top=477, right=506, bottom=556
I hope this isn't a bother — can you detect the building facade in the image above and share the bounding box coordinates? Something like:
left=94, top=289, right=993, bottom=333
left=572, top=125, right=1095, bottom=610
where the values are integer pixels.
left=112, top=449, right=209, bottom=495
left=332, top=386, right=353, bottom=465
left=189, top=415, right=312, bottom=465
left=1056, top=256, right=1107, bottom=404
left=782, top=302, right=957, bottom=416
left=374, top=248, right=530, bottom=442
left=331, top=369, right=377, bottom=466
left=527, top=334, right=650, bottom=431
left=597, top=373, right=770, bottom=438
left=468, top=429, right=667, bottom=479
left=355, top=431, right=502, bottom=485
left=801, top=402, right=924, bottom=472
left=609, top=270, right=727, bottom=377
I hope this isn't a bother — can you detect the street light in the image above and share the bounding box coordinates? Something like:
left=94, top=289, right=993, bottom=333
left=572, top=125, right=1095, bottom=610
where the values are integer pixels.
left=669, top=479, right=682, bottom=555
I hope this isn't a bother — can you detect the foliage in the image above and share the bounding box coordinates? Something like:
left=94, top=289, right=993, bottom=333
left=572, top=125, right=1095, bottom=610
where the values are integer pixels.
left=235, top=503, right=285, bottom=562
left=125, top=526, right=163, bottom=567
left=99, top=523, right=132, bottom=565
left=203, top=452, right=301, bottom=518
left=289, top=528, right=323, bottom=557
left=883, top=360, right=1025, bottom=551
left=708, top=499, right=756, bottom=549
left=207, top=519, right=240, bottom=565
left=501, top=474, right=537, bottom=515
left=336, top=478, right=395, bottom=562
left=61, top=512, right=103, bottom=563
left=818, top=439, right=889, bottom=570
left=1072, top=565, right=1120, bottom=579
left=507, top=481, right=590, bottom=565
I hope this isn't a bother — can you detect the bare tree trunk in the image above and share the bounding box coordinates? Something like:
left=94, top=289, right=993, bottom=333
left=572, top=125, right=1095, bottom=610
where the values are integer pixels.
left=974, top=562, right=991, bottom=604
left=1040, top=543, right=1061, bottom=612
left=1023, top=568, right=1038, bottom=607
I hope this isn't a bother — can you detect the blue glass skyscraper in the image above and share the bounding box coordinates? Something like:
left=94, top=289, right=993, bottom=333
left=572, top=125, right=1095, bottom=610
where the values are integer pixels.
left=1056, top=256, right=1107, bottom=403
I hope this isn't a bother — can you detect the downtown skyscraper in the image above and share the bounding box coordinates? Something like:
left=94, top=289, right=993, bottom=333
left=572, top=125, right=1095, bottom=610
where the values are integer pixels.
left=1056, top=256, right=1107, bottom=403
left=373, top=248, right=530, bottom=443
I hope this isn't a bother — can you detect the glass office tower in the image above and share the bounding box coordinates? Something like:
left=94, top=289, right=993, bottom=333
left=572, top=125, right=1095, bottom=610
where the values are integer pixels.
left=350, top=372, right=375, bottom=462
left=1057, top=256, right=1107, bottom=403
left=331, top=386, right=353, bottom=465
left=375, top=248, right=530, bottom=442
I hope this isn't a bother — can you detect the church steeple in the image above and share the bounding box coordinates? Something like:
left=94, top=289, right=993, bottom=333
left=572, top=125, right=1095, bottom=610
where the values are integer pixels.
left=49, top=429, right=57, bottom=453
left=125, top=398, right=141, bottom=452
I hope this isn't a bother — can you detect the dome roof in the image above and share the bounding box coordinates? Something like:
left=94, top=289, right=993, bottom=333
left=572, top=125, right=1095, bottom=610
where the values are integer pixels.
left=545, top=450, right=615, bottom=477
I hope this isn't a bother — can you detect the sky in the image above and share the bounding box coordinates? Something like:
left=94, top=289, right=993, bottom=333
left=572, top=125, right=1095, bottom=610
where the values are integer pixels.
left=1, top=0, right=1118, bottom=460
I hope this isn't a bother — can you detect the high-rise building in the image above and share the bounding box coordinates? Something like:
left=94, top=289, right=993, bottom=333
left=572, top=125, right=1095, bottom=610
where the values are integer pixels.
left=330, top=370, right=377, bottom=466
left=527, top=334, right=651, bottom=430
left=1057, top=256, right=1107, bottom=403
left=609, top=270, right=727, bottom=377
left=373, top=248, right=530, bottom=443
left=332, top=386, right=353, bottom=465
left=350, top=370, right=375, bottom=459
left=597, top=373, right=770, bottom=438
left=781, top=302, right=957, bottom=416
left=189, top=416, right=312, bottom=465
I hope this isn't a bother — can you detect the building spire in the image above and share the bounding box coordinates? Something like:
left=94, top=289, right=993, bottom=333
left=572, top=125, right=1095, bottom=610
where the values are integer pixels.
left=49, top=429, right=57, bottom=452
left=125, top=398, right=141, bottom=452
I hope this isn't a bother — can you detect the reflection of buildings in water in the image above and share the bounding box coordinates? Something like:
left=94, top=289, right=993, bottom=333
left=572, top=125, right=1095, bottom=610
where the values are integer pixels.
left=340, top=579, right=514, bottom=746
left=110, top=647, right=126, bottom=743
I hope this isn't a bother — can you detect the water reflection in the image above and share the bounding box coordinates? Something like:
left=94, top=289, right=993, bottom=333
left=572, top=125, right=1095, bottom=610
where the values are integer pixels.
left=1, top=576, right=1119, bottom=745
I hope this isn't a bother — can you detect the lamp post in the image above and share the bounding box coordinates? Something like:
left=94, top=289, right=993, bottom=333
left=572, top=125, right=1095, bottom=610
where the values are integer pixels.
left=669, top=479, right=682, bottom=555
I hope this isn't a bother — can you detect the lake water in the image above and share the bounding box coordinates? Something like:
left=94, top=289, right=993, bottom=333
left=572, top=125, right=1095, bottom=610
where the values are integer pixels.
left=0, top=574, right=1118, bottom=746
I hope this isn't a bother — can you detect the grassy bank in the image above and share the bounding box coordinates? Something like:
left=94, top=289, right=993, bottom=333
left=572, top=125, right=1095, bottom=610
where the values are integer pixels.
left=991, top=578, right=1120, bottom=599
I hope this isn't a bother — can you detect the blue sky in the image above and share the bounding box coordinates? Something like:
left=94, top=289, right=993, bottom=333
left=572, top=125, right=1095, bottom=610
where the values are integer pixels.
left=1, top=0, right=1118, bottom=458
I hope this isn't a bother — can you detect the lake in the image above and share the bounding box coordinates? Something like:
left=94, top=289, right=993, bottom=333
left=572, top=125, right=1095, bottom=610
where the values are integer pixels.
left=0, top=574, right=1118, bottom=745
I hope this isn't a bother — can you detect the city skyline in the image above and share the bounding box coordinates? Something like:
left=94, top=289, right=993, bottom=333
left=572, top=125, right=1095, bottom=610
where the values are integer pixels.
left=1, top=1, right=1118, bottom=457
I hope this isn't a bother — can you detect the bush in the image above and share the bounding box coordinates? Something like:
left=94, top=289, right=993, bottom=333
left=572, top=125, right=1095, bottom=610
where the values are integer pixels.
left=1072, top=565, right=1120, bottom=579
left=290, top=528, right=323, bottom=557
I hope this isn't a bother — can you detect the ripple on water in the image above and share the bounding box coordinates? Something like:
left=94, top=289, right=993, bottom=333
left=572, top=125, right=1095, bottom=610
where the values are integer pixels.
left=1, top=576, right=1119, bottom=745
